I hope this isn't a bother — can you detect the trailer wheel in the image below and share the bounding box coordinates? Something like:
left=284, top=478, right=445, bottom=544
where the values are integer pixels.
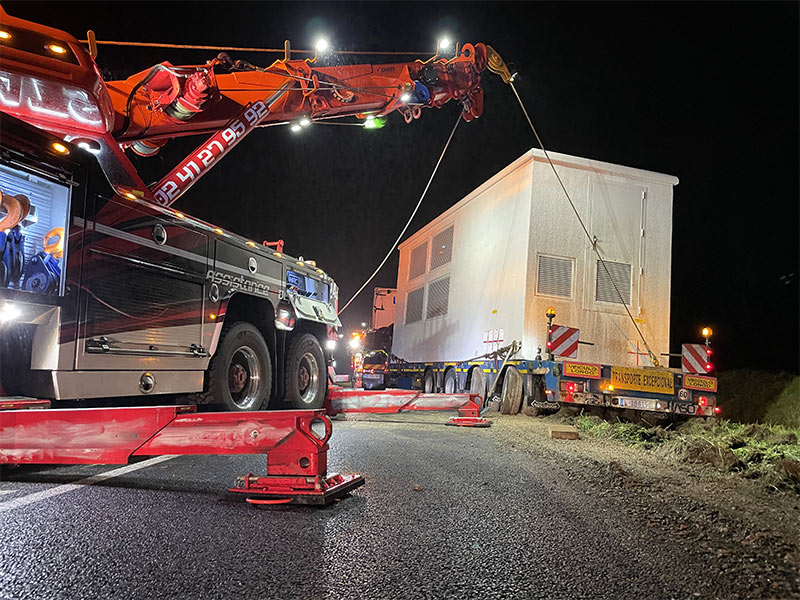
left=443, top=368, right=458, bottom=394
left=285, top=333, right=326, bottom=409
left=468, top=367, right=487, bottom=405
left=500, top=367, right=523, bottom=415
left=423, top=369, right=436, bottom=393
left=200, top=322, right=272, bottom=411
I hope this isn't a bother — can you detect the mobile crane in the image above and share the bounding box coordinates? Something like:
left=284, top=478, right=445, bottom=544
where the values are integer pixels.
left=0, top=6, right=503, bottom=414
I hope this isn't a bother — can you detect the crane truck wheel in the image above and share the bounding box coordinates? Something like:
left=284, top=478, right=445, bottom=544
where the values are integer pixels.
left=285, top=333, right=326, bottom=409
left=198, top=322, right=272, bottom=411
left=500, top=367, right=523, bottom=415
left=423, top=369, right=436, bottom=393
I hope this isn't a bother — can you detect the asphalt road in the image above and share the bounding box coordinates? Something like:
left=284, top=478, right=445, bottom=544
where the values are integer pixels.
left=0, top=413, right=789, bottom=599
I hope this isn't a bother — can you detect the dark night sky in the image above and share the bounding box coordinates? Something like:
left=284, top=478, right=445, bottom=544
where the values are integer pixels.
left=6, top=1, right=798, bottom=373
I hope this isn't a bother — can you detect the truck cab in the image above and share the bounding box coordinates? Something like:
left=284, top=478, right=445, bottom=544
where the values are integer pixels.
left=0, top=116, right=340, bottom=410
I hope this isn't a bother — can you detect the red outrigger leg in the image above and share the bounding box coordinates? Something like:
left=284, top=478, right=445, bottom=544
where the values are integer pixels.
left=0, top=405, right=364, bottom=506
left=326, top=388, right=492, bottom=428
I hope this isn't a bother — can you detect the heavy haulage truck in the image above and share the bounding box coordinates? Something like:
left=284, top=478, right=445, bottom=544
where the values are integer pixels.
left=383, top=149, right=719, bottom=420
left=0, top=7, right=495, bottom=412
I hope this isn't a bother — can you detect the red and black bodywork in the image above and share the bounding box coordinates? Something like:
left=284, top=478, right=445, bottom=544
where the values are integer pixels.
left=0, top=116, right=339, bottom=402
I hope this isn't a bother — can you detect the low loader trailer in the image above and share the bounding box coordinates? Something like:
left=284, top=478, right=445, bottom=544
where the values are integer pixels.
left=389, top=354, right=719, bottom=420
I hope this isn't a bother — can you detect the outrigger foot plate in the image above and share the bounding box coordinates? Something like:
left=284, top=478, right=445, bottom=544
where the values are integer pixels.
left=222, top=472, right=366, bottom=506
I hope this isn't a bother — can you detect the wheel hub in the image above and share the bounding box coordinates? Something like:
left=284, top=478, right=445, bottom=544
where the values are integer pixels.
left=230, top=363, right=248, bottom=393
left=298, top=366, right=310, bottom=392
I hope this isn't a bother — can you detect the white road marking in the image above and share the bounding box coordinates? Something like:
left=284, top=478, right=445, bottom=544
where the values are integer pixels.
left=0, top=455, right=176, bottom=513
left=0, top=490, right=17, bottom=496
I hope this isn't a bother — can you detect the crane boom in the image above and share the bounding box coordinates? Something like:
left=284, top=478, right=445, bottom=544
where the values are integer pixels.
left=0, top=6, right=493, bottom=206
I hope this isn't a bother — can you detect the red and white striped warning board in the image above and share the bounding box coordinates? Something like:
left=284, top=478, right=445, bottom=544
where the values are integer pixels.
left=549, top=324, right=580, bottom=358
left=682, top=343, right=709, bottom=374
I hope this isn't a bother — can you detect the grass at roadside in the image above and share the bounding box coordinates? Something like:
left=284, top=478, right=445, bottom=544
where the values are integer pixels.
left=572, top=414, right=800, bottom=493
left=716, top=370, right=798, bottom=424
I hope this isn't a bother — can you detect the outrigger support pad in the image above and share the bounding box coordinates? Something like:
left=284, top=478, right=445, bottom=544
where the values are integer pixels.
left=0, top=405, right=364, bottom=507
left=446, top=398, right=492, bottom=428
left=326, top=388, right=493, bottom=428
left=224, top=472, right=365, bottom=505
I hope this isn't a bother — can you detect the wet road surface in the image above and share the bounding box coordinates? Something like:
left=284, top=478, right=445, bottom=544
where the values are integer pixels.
left=0, top=413, right=777, bottom=599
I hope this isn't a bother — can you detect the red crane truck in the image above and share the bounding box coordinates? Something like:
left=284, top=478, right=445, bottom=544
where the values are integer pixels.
left=0, top=7, right=493, bottom=412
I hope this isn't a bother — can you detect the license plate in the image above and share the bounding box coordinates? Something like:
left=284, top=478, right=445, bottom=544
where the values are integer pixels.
left=362, top=373, right=381, bottom=380
left=619, top=397, right=656, bottom=410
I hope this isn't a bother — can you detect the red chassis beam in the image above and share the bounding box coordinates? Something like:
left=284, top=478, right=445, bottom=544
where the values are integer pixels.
left=326, top=388, right=491, bottom=428
left=0, top=405, right=364, bottom=505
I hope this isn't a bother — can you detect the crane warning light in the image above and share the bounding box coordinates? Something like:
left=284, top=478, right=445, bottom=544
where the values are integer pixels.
left=363, top=115, right=386, bottom=129
left=123, top=192, right=137, bottom=200
left=545, top=306, right=556, bottom=318
left=701, top=327, right=713, bottom=338
left=51, top=142, right=69, bottom=155
left=174, top=211, right=185, bottom=219
left=214, top=228, right=223, bottom=235
left=0, top=30, right=11, bottom=40
left=46, top=43, right=67, bottom=55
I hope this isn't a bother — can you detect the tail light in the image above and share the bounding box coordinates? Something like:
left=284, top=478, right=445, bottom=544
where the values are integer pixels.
left=697, top=396, right=708, bottom=407
left=559, top=381, right=584, bottom=393
left=714, top=406, right=722, bottom=414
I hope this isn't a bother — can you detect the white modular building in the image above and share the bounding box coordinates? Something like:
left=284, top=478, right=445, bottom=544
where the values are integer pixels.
left=392, top=148, right=678, bottom=367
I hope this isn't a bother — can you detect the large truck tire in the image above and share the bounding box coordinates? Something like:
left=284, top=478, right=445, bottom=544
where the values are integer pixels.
left=469, top=367, right=487, bottom=406
left=500, top=367, right=523, bottom=415
left=284, top=333, right=326, bottom=409
left=443, top=368, right=458, bottom=394
left=196, top=321, right=272, bottom=411
left=423, top=369, right=436, bottom=393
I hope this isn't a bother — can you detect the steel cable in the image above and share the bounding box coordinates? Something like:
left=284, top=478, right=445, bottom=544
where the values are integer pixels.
left=509, top=81, right=660, bottom=367
left=80, top=39, right=430, bottom=56
left=338, top=112, right=462, bottom=314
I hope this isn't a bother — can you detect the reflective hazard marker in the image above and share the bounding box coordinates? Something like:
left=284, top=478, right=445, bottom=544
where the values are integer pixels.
left=548, top=324, right=580, bottom=359
left=682, top=343, right=711, bottom=374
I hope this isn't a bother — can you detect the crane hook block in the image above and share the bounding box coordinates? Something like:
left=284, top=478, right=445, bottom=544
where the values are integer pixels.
left=486, top=45, right=514, bottom=84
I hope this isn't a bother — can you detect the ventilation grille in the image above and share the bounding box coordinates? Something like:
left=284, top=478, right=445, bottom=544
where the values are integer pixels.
left=430, top=226, right=454, bottom=271
left=537, top=255, right=573, bottom=298
left=596, top=260, right=632, bottom=305
left=405, top=287, right=424, bottom=324
left=426, top=276, right=450, bottom=319
left=409, top=242, right=427, bottom=280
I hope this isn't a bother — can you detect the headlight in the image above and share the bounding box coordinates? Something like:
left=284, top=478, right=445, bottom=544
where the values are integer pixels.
left=0, top=303, right=21, bottom=323
left=325, top=339, right=337, bottom=350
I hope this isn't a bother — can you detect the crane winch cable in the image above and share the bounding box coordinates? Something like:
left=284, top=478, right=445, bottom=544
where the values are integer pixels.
left=338, top=112, right=462, bottom=314
left=80, top=38, right=432, bottom=56
left=507, top=81, right=661, bottom=367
